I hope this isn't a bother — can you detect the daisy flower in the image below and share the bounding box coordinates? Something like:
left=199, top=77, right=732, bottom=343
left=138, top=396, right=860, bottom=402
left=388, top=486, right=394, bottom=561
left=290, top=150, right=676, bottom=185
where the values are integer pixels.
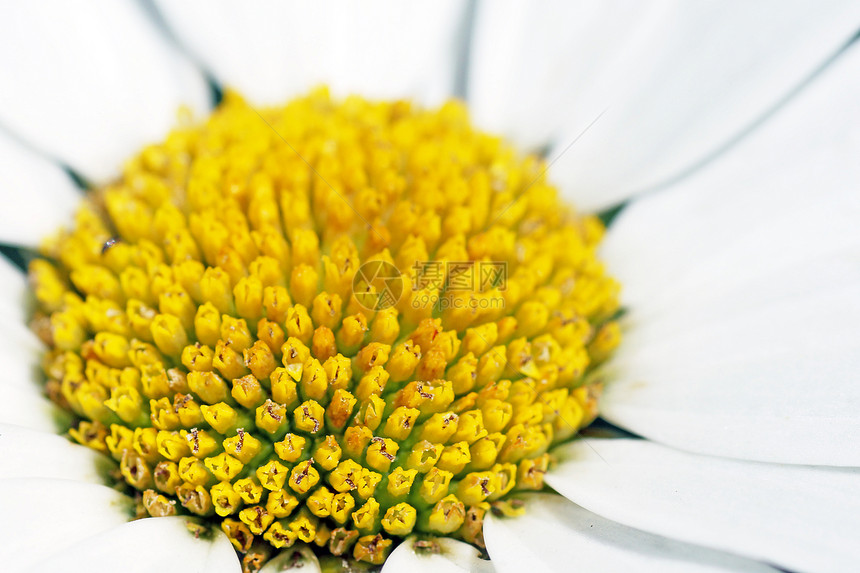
left=1, top=1, right=859, bottom=572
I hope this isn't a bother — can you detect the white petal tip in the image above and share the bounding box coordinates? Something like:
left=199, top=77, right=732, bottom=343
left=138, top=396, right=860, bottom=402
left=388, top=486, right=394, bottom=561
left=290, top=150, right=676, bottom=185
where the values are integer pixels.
left=382, top=535, right=493, bottom=573
left=261, top=545, right=320, bottom=572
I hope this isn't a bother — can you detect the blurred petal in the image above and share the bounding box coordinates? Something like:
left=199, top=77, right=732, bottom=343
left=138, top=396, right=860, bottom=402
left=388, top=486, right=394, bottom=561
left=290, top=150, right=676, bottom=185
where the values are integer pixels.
left=0, top=129, right=81, bottom=248
left=599, top=40, right=860, bottom=465
left=548, top=439, right=860, bottom=573
left=0, top=385, right=62, bottom=432
left=260, top=545, right=320, bottom=572
left=0, top=253, right=28, bottom=323
left=382, top=535, right=494, bottom=573
left=0, top=0, right=210, bottom=182
left=0, top=478, right=132, bottom=571
left=154, top=0, right=466, bottom=106
left=484, top=493, right=775, bottom=573
left=0, top=423, right=111, bottom=482
left=469, top=0, right=653, bottom=151
left=0, top=309, right=41, bottom=360
left=0, top=313, right=65, bottom=432
left=29, top=516, right=241, bottom=573
left=468, top=0, right=860, bottom=210
left=0, top=312, right=43, bottom=382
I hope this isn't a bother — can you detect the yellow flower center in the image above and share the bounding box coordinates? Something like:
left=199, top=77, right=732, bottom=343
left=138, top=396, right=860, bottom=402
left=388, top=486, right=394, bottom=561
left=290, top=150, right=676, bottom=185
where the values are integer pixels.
left=28, top=88, right=621, bottom=568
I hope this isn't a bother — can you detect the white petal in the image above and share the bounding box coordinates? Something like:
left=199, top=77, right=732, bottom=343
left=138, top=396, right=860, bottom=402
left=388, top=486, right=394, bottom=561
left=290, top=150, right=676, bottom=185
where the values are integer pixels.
left=0, top=129, right=81, bottom=248
left=599, top=41, right=860, bottom=466
left=0, top=478, right=132, bottom=572
left=0, top=423, right=110, bottom=482
left=469, top=0, right=655, bottom=151
left=260, top=545, right=320, bottom=573
left=0, top=218, right=63, bottom=433
left=484, top=492, right=775, bottom=573
left=0, top=311, right=64, bottom=431
left=382, top=535, right=494, bottom=573
left=468, top=0, right=860, bottom=210
left=0, top=0, right=210, bottom=182
left=0, top=308, right=41, bottom=361
left=0, top=326, right=65, bottom=432
left=0, top=253, right=28, bottom=323
left=29, top=516, right=241, bottom=573
left=0, top=385, right=63, bottom=433
left=154, top=0, right=466, bottom=106
left=548, top=439, right=860, bottom=573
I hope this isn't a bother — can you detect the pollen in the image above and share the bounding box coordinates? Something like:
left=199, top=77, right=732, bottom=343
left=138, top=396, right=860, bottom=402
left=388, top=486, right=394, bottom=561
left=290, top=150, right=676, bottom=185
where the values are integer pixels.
left=29, top=88, right=620, bottom=568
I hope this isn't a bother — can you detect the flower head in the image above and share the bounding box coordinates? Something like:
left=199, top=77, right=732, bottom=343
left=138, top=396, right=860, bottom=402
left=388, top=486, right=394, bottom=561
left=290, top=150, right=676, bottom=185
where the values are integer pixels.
left=28, top=89, right=620, bottom=567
